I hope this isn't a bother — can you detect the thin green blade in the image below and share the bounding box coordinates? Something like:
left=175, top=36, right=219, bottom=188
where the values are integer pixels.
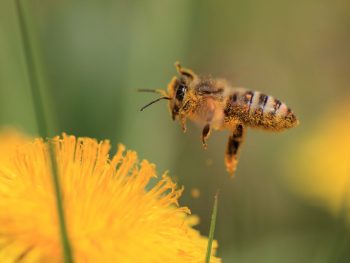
left=205, top=191, right=219, bottom=263
left=14, top=1, right=73, bottom=262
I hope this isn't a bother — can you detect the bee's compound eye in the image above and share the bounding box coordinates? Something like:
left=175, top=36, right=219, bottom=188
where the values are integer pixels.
left=176, top=84, right=186, bottom=101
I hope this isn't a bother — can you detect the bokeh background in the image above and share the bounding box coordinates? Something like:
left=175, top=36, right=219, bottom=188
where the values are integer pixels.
left=1, top=0, right=350, bottom=262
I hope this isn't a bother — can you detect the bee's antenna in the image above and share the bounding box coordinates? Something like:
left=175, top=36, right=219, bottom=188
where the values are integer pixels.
left=140, top=97, right=171, bottom=111
left=138, top=89, right=158, bottom=93
left=137, top=89, right=168, bottom=96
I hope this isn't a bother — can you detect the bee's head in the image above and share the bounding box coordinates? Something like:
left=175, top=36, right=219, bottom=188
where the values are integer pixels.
left=167, top=62, right=195, bottom=120
left=168, top=77, right=188, bottom=120
left=139, top=62, right=195, bottom=120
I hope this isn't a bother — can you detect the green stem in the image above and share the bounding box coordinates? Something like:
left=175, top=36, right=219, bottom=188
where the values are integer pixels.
left=329, top=187, right=350, bottom=262
left=205, top=191, right=219, bottom=263
left=15, top=1, right=73, bottom=262
left=15, top=0, right=48, bottom=137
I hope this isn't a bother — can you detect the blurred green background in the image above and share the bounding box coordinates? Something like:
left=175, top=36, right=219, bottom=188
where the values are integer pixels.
left=1, top=0, right=350, bottom=262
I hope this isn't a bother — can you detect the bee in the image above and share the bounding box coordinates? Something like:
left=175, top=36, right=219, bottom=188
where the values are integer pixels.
left=139, top=62, right=299, bottom=176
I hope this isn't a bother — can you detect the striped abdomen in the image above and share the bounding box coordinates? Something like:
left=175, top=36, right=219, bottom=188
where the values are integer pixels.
left=224, top=88, right=298, bottom=131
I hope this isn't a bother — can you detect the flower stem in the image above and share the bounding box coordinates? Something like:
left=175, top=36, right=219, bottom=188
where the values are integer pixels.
left=328, top=188, right=350, bottom=261
left=14, top=1, right=73, bottom=262
left=205, top=191, right=219, bottom=263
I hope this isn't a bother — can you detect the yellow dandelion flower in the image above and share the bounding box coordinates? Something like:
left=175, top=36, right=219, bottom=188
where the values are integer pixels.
left=286, top=103, right=350, bottom=221
left=0, top=132, right=220, bottom=263
left=0, top=128, right=30, bottom=166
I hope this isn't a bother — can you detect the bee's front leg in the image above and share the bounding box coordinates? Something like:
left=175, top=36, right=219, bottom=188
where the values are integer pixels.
left=201, top=124, right=211, bottom=149
left=179, top=115, right=187, bottom=133
left=179, top=100, right=193, bottom=133
left=225, top=124, right=246, bottom=177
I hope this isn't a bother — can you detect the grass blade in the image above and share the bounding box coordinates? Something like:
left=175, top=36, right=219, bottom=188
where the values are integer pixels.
left=14, top=1, right=73, bottom=262
left=205, top=191, right=219, bottom=263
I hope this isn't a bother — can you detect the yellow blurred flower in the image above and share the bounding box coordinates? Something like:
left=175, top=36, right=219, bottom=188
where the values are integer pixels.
left=286, top=104, right=350, bottom=220
left=0, top=132, right=220, bottom=263
left=0, top=128, right=30, bottom=166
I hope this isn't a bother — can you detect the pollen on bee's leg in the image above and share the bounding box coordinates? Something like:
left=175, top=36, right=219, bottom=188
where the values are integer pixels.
left=225, top=140, right=239, bottom=176
left=225, top=155, right=238, bottom=177
left=180, top=116, right=187, bottom=133
left=225, top=124, right=245, bottom=177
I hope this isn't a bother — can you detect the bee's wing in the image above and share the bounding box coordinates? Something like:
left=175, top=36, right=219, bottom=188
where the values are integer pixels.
left=197, top=86, right=223, bottom=95
left=195, top=78, right=228, bottom=96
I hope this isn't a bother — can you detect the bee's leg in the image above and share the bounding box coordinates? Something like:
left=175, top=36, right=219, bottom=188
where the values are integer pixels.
left=225, top=124, right=246, bottom=177
left=179, top=100, right=193, bottom=133
left=201, top=124, right=211, bottom=149
left=175, top=61, right=195, bottom=80
left=179, top=115, right=187, bottom=133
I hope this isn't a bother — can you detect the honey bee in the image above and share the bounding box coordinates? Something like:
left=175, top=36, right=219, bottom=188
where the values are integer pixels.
left=139, top=62, right=299, bottom=176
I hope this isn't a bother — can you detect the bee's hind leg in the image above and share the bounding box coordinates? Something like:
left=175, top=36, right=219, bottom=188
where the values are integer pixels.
left=202, top=124, right=211, bottom=149
left=225, top=124, right=246, bottom=177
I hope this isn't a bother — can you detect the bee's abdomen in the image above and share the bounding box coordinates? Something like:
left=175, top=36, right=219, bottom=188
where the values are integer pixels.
left=224, top=90, right=298, bottom=131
